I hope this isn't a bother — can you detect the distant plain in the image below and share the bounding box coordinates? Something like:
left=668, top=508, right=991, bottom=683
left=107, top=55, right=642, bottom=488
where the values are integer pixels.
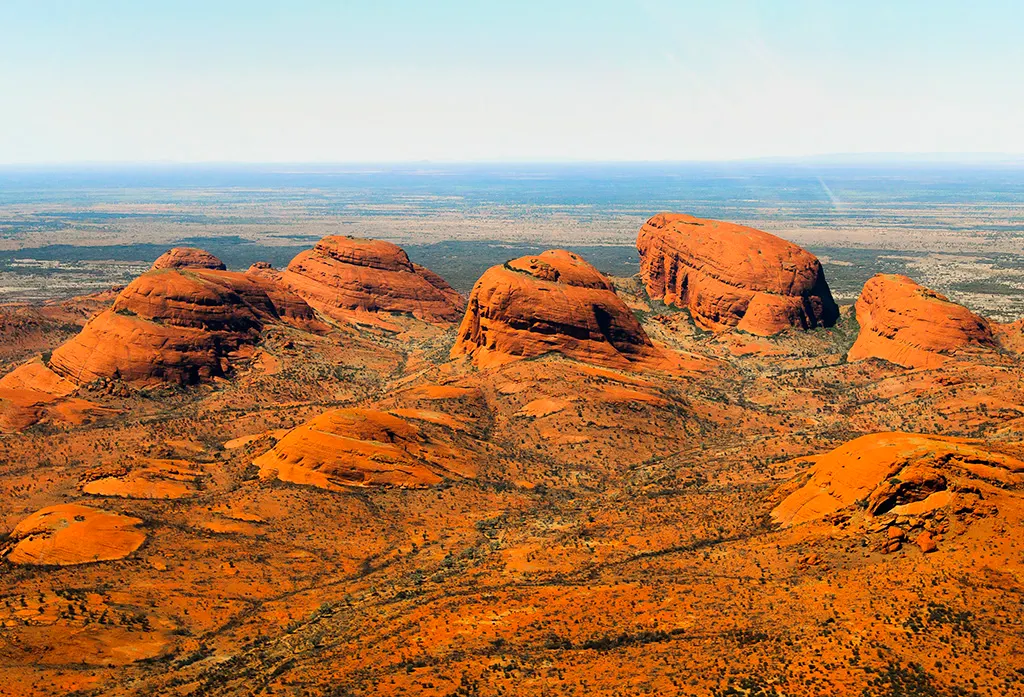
left=1, top=162, right=1022, bottom=319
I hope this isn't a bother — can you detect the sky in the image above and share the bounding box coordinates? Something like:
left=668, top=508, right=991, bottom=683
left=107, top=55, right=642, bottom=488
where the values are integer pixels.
left=0, top=0, right=1022, bottom=163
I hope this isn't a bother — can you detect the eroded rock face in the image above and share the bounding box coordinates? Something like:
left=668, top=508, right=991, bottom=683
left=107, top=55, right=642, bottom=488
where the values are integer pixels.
left=4, top=504, right=146, bottom=565
left=636, top=213, right=839, bottom=335
left=46, top=264, right=316, bottom=386
left=848, top=274, right=996, bottom=369
left=451, top=249, right=658, bottom=368
left=253, top=408, right=477, bottom=490
left=771, top=433, right=1024, bottom=527
left=280, top=236, right=464, bottom=324
left=150, top=247, right=227, bottom=271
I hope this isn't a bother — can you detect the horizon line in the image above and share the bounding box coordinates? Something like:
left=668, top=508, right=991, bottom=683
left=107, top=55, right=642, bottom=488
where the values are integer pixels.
left=2, top=152, right=1024, bottom=169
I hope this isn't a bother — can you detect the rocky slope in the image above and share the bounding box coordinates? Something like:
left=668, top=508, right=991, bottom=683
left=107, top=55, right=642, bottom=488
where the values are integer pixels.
left=451, top=249, right=661, bottom=368
left=636, top=213, right=839, bottom=335
left=44, top=263, right=317, bottom=386
left=771, top=432, right=1024, bottom=527
left=3, top=504, right=146, bottom=566
left=280, top=236, right=464, bottom=325
left=254, top=407, right=477, bottom=489
left=848, top=273, right=996, bottom=368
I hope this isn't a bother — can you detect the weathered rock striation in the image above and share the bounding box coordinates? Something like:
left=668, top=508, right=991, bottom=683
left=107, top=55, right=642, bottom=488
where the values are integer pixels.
left=280, top=236, right=464, bottom=324
left=636, top=213, right=839, bottom=335
left=848, top=274, right=995, bottom=369
left=451, top=249, right=659, bottom=368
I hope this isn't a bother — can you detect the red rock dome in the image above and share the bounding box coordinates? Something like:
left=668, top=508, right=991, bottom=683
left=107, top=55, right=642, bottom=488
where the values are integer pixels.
left=848, top=274, right=995, bottom=369
left=150, top=247, right=227, bottom=271
left=46, top=263, right=317, bottom=385
left=636, top=213, right=839, bottom=335
left=280, top=236, right=464, bottom=324
left=451, top=249, right=658, bottom=368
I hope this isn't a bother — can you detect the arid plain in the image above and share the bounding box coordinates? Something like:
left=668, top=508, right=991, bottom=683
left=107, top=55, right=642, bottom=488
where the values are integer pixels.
left=1, top=166, right=1024, bottom=697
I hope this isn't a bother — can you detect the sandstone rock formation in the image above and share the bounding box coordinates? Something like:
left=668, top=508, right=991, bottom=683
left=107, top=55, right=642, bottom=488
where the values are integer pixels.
left=0, top=361, right=77, bottom=396
left=771, top=433, right=1024, bottom=527
left=451, top=249, right=659, bottom=368
left=636, top=213, right=839, bottom=335
left=254, top=408, right=477, bottom=490
left=0, top=361, right=109, bottom=431
left=240, top=267, right=323, bottom=329
left=45, top=263, right=316, bottom=386
left=150, top=247, right=227, bottom=271
left=279, top=236, right=464, bottom=324
left=848, top=274, right=995, bottom=369
left=4, top=504, right=146, bottom=565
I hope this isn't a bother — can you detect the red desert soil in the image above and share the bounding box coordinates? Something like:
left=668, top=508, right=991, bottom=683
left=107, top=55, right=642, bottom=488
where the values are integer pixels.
left=278, top=236, right=465, bottom=325
left=451, top=249, right=662, bottom=368
left=848, top=273, right=996, bottom=368
left=3, top=221, right=1024, bottom=696
left=637, top=212, right=839, bottom=335
left=3, top=504, right=146, bottom=566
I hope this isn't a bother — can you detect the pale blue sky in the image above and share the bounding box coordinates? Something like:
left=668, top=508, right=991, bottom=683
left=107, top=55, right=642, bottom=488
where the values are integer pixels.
left=1, top=0, right=1021, bottom=163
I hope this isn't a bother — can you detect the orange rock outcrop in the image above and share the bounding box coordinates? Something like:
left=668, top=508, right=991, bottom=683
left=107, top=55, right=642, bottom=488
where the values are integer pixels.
left=254, top=408, right=477, bottom=490
left=150, top=247, right=227, bottom=271
left=279, top=236, right=464, bottom=324
left=771, top=432, right=1024, bottom=527
left=450, top=250, right=659, bottom=368
left=636, top=213, right=839, bottom=335
left=848, top=274, right=995, bottom=368
left=4, top=504, right=146, bottom=565
left=0, top=361, right=108, bottom=431
left=45, top=264, right=317, bottom=386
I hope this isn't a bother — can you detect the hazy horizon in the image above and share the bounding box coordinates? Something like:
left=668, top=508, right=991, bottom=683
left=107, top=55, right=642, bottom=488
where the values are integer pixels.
left=3, top=153, right=1024, bottom=169
left=2, top=0, right=1022, bottom=164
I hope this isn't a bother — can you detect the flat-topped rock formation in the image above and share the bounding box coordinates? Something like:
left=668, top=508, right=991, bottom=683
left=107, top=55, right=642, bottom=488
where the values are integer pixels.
left=150, top=247, right=227, bottom=271
left=280, top=236, right=464, bottom=324
left=450, top=249, right=659, bottom=368
left=254, top=408, right=476, bottom=490
left=636, top=213, right=839, bottom=335
left=848, top=274, right=995, bottom=369
left=4, top=504, right=146, bottom=565
left=771, top=432, right=1024, bottom=527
